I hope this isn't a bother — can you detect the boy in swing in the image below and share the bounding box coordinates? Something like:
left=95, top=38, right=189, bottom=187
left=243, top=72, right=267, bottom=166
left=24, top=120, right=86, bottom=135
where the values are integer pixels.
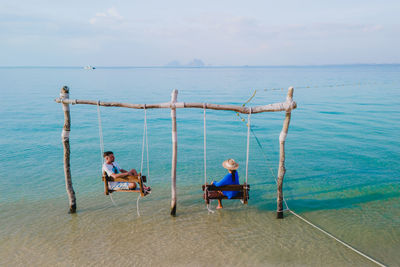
left=102, top=151, right=150, bottom=191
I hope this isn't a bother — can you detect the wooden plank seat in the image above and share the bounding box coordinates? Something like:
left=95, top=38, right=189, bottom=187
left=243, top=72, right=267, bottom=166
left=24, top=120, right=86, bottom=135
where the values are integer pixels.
left=102, top=172, right=148, bottom=197
left=202, top=184, right=250, bottom=204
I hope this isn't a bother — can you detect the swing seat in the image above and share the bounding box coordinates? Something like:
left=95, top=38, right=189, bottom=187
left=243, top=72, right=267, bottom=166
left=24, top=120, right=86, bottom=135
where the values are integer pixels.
left=202, top=184, right=250, bottom=204
left=102, top=172, right=148, bottom=197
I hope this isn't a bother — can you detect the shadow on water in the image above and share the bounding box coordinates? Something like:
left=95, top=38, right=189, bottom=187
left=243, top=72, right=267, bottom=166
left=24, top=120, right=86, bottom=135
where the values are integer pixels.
left=281, top=192, right=399, bottom=213
left=287, top=171, right=351, bottom=183
left=287, top=181, right=397, bottom=199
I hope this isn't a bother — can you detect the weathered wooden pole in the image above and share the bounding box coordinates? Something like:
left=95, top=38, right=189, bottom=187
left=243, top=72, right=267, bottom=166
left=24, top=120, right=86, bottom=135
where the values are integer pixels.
left=55, top=88, right=297, bottom=217
left=60, top=86, right=76, bottom=214
left=170, top=89, right=178, bottom=216
left=277, top=87, right=294, bottom=219
left=55, top=99, right=296, bottom=114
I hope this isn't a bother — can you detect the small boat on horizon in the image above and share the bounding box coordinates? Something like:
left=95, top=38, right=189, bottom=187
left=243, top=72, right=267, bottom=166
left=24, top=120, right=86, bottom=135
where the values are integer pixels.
left=84, top=65, right=96, bottom=70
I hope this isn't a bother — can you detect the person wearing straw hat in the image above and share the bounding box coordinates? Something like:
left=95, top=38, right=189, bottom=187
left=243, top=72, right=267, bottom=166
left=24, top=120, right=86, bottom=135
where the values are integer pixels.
left=210, top=159, right=240, bottom=209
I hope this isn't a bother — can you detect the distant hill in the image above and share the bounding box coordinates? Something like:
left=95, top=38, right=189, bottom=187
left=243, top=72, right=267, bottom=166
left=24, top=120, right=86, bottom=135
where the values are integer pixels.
left=186, top=59, right=204, bottom=67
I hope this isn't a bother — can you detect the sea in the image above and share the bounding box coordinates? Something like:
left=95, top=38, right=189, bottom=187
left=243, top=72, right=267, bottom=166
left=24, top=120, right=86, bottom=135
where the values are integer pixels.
left=0, top=65, right=399, bottom=266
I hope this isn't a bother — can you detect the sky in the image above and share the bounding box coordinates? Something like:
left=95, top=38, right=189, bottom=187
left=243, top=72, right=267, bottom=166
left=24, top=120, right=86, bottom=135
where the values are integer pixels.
left=1, top=0, right=399, bottom=66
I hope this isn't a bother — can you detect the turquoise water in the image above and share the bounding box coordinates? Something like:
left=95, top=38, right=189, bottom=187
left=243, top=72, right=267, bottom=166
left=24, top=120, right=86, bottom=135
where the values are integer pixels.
left=1, top=65, right=399, bottom=266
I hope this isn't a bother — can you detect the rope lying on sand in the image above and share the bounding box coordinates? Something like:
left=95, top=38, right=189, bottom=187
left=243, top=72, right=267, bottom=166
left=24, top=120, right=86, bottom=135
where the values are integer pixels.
left=272, top=151, right=385, bottom=266
left=251, top=129, right=386, bottom=266
left=287, top=208, right=386, bottom=267
left=236, top=98, right=386, bottom=266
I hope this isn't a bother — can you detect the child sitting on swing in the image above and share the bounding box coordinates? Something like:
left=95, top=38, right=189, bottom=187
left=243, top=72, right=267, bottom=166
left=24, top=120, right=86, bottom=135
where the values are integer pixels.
left=102, top=151, right=150, bottom=192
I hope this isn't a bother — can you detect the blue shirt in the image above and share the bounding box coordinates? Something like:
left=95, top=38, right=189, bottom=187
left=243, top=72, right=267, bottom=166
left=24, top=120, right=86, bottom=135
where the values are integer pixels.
left=213, top=172, right=240, bottom=199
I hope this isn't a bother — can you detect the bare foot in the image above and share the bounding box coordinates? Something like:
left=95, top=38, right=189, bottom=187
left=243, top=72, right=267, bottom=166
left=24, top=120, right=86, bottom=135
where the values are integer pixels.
left=216, top=205, right=223, bottom=210
left=143, top=185, right=151, bottom=191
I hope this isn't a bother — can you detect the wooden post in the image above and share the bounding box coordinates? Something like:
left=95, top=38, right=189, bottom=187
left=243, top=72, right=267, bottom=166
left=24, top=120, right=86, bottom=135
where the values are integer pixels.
left=60, top=86, right=76, bottom=214
left=170, top=89, right=178, bottom=216
left=55, top=87, right=297, bottom=217
left=277, top=87, right=294, bottom=219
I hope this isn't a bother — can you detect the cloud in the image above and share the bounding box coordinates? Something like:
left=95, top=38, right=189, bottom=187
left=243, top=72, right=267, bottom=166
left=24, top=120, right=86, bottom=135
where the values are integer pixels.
left=89, top=7, right=123, bottom=25
left=362, top=25, right=383, bottom=32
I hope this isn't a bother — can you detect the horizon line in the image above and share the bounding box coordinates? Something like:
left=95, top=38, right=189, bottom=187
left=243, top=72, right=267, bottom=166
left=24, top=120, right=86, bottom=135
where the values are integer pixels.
left=0, top=63, right=399, bottom=68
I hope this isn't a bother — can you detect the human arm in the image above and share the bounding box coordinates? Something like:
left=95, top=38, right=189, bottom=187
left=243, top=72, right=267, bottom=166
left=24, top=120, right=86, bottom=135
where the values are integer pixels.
left=109, top=172, right=129, bottom=179
left=213, top=173, right=232, bottom=187
left=103, top=162, right=129, bottom=179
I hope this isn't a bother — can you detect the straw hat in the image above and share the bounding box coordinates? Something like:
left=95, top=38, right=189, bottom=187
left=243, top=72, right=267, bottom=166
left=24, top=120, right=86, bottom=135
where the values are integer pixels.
left=222, top=159, right=239, bottom=170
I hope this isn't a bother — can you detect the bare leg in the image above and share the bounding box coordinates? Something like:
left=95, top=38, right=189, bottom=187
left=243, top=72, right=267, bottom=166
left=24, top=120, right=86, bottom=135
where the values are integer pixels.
left=128, top=169, right=138, bottom=176
left=128, top=182, right=137, bottom=190
left=216, top=199, right=223, bottom=209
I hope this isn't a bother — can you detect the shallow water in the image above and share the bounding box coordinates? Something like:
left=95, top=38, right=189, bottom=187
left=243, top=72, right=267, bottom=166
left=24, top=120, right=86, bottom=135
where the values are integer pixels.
left=0, top=65, right=399, bottom=266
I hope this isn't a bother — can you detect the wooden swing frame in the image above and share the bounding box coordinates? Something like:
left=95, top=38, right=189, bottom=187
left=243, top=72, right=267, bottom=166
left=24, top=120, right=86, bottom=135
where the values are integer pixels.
left=56, top=86, right=296, bottom=218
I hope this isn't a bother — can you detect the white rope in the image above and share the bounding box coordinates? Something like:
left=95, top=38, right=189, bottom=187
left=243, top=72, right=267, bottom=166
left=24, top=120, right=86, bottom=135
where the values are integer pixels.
left=273, top=161, right=384, bottom=266
left=136, top=194, right=141, bottom=216
left=97, top=101, right=104, bottom=169
left=203, top=104, right=214, bottom=213
left=289, top=209, right=386, bottom=267
left=145, top=108, right=150, bottom=180
left=137, top=107, right=151, bottom=217
left=203, top=104, right=207, bottom=186
left=245, top=108, right=251, bottom=184
left=140, top=106, right=147, bottom=175
left=98, top=102, right=120, bottom=208
left=248, top=128, right=385, bottom=267
left=109, top=194, right=117, bottom=207
left=140, top=105, right=150, bottom=179
left=207, top=202, right=215, bottom=213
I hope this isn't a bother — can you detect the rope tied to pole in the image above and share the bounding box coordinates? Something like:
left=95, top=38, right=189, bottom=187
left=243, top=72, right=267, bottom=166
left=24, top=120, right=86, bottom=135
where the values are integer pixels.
left=249, top=124, right=386, bottom=267
left=136, top=194, right=142, bottom=216
left=97, top=101, right=104, bottom=170
left=203, top=104, right=214, bottom=213
left=139, top=104, right=151, bottom=177
left=203, top=103, right=207, bottom=187
left=245, top=107, right=251, bottom=185
left=141, top=105, right=147, bottom=175
left=137, top=104, right=151, bottom=216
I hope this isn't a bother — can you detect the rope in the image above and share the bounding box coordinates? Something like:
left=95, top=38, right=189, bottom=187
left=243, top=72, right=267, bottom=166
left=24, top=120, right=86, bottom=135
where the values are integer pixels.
left=289, top=209, right=385, bottom=266
left=97, top=101, right=104, bottom=169
left=98, top=102, right=121, bottom=208
left=139, top=106, right=150, bottom=179
left=145, top=108, right=150, bottom=181
left=207, top=202, right=215, bottom=213
left=138, top=106, right=151, bottom=216
left=140, top=106, right=147, bottom=175
left=263, top=81, right=385, bottom=92
left=203, top=104, right=207, bottom=186
left=242, top=90, right=257, bottom=106
left=237, top=90, right=384, bottom=266
left=136, top=194, right=141, bottom=216
left=203, top=104, right=214, bottom=213
left=245, top=108, right=251, bottom=184
left=248, top=127, right=385, bottom=266
left=109, top=194, right=117, bottom=207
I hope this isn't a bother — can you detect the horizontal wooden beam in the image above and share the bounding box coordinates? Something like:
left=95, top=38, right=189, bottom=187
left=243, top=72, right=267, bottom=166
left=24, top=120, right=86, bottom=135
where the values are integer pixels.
left=55, top=96, right=297, bottom=114
left=202, top=184, right=250, bottom=191
left=103, top=175, right=146, bottom=183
